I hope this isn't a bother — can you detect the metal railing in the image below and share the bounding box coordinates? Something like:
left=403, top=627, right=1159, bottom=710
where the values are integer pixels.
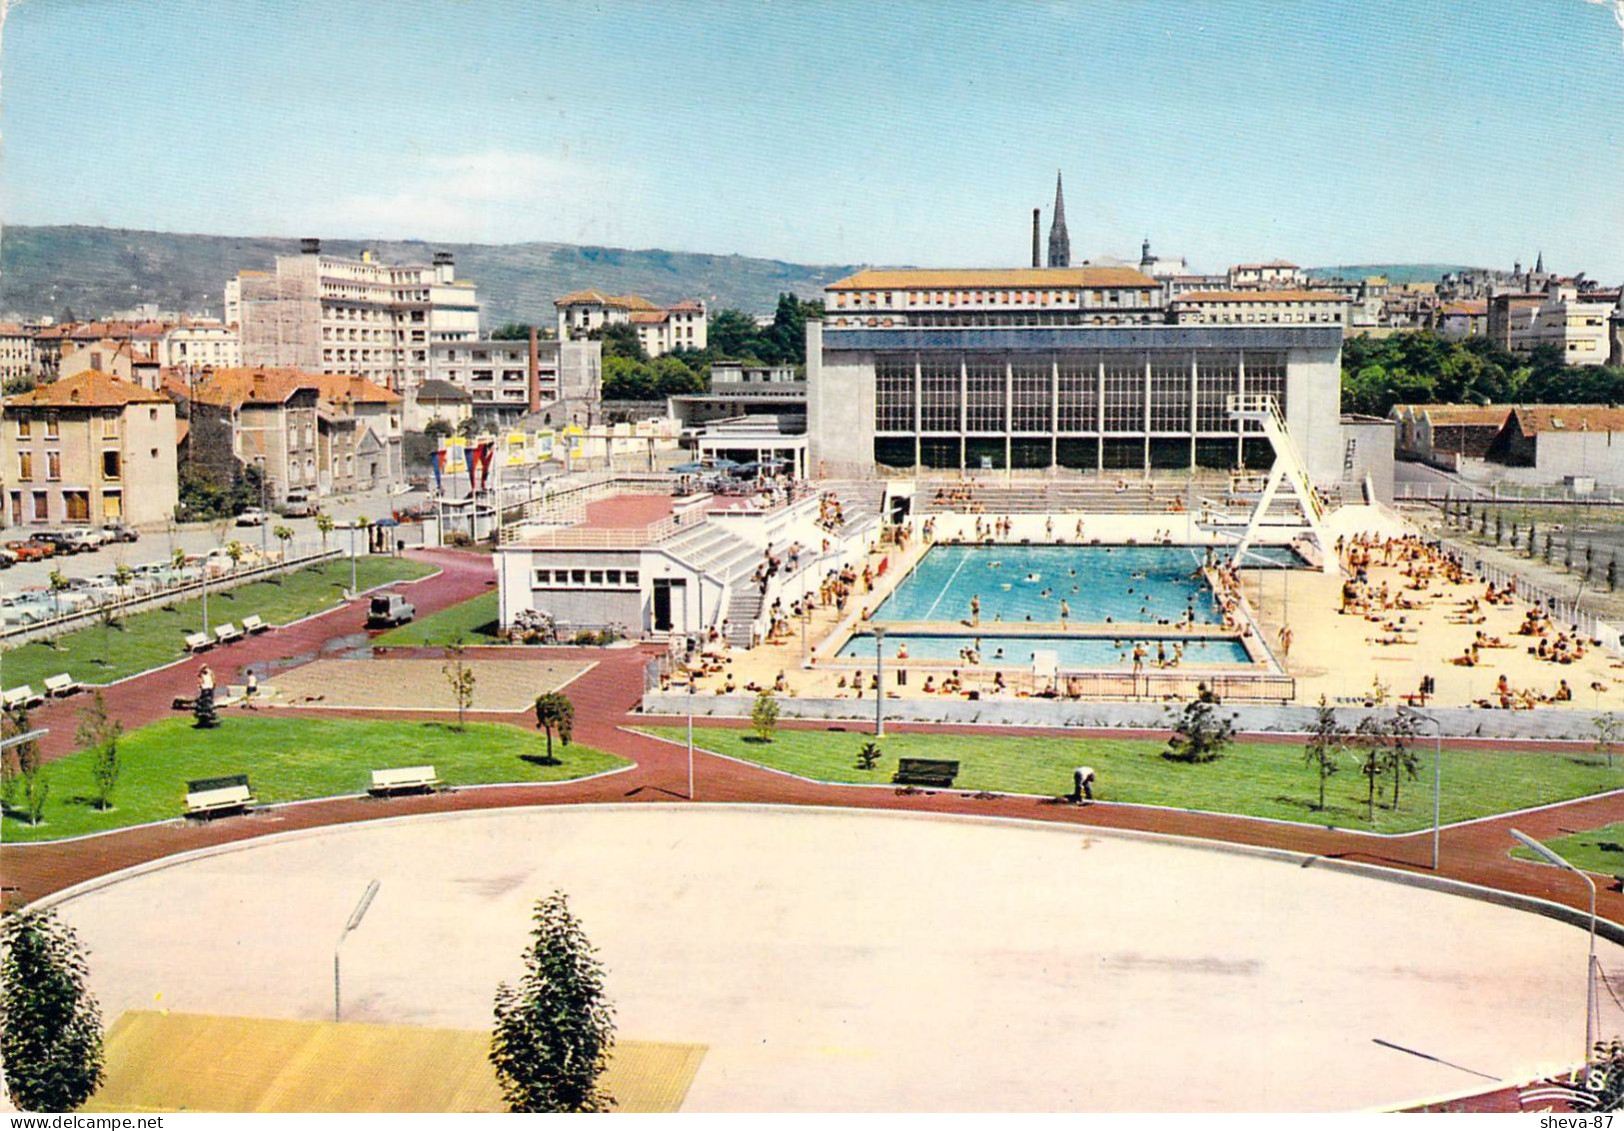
left=503, top=513, right=683, bottom=549
left=1430, top=533, right=1609, bottom=642
left=938, top=666, right=1295, bottom=704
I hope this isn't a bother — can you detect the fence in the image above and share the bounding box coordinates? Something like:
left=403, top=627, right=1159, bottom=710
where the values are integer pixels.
left=1431, top=533, right=1610, bottom=643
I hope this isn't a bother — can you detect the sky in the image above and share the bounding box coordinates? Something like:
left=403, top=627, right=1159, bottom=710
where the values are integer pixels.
left=1, top=0, right=1622, bottom=277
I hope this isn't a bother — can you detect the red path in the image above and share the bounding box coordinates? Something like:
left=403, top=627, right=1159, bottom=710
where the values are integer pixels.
left=4, top=545, right=1621, bottom=939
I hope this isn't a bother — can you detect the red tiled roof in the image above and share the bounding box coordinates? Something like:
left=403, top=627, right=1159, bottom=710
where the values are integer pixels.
left=827, top=267, right=1160, bottom=291
left=4, top=370, right=169, bottom=408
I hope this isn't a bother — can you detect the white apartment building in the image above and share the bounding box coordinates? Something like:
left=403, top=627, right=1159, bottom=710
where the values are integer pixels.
left=159, top=320, right=242, bottom=372
left=1508, top=283, right=1619, bottom=367
left=555, top=291, right=707, bottom=357
left=1171, top=290, right=1350, bottom=327
left=1228, top=261, right=1306, bottom=289
left=234, top=240, right=481, bottom=394
left=0, top=324, right=34, bottom=387
left=427, top=337, right=602, bottom=428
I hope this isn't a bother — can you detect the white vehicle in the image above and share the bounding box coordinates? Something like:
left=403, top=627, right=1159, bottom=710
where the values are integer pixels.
left=235, top=508, right=271, bottom=527
left=59, top=526, right=107, bottom=552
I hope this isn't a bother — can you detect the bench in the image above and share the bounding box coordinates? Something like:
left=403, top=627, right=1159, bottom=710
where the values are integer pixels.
left=2, top=685, right=44, bottom=710
left=893, top=758, right=960, bottom=788
left=44, top=673, right=81, bottom=698
left=184, top=774, right=255, bottom=817
left=184, top=632, right=213, bottom=653
left=214, top=622, right=243, bottom=645
left=369, top=765, right=441, bottom=796
left=241, top=614, right=269, bottom=634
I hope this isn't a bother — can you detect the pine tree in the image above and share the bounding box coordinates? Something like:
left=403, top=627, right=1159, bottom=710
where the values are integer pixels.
left=1163, top=697, right=1236, bottom=763
left=491, top=892, right=616, bottom=1113
left=192, top=687, right=219, bottom=730
left=1, top=910, right=105, bottom=1112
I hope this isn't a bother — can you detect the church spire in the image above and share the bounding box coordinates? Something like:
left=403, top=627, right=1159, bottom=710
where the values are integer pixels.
left=1535, top=250, right=1545, bottom=274
left=1047, top=170, right=1070, bottom=268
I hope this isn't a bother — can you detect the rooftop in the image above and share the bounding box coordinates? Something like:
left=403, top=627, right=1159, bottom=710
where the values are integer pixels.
left=1175, top=290, right=1346, bottom=304
left=5, top=370, right=169, bottom=409
left=826, top=266, right=1160, bottom=291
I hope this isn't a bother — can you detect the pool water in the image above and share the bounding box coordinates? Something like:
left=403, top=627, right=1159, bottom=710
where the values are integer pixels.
left=871, top=544, right=1225, bottom=627
left=835, top=632, right=1253, bottom=667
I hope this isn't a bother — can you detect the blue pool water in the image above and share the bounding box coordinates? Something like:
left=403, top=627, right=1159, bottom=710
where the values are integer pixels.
left=871, top=544, right=1225, bottom=627
left=835, top=632, right=1253, bottom=667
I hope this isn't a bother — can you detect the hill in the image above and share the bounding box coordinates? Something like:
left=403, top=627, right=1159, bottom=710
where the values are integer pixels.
left=1305, top=263, right=1476, bottom=285
left=0, top=225, right=864, bottom=323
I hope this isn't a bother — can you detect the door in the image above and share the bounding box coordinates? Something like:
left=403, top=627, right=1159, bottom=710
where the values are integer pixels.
left=652, top=579, right=673, bottom=632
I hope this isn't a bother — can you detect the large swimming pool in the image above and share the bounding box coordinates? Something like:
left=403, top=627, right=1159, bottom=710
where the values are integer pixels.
left=871, top=544, right=1228, bottom=627
left=835, top=632, right=1253, bottom=667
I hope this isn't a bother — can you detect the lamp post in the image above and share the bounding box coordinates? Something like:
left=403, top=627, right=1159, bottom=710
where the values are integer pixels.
left=1400, top=706, right=1443, bottom=871
left=873, top=625, right=887, bottom=738
left=254, top=455, right=269, bottom=555
left=333, top=879, right=380, bottom=1022
left=1510, top=829, right=1597, bottom=1063
left=687, top=675, right=696, bottom=801
left=348, top=520, right=359, bottom=596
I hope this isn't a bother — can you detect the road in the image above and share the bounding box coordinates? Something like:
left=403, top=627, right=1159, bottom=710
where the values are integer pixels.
left=0, top=486, right=431, bottom=595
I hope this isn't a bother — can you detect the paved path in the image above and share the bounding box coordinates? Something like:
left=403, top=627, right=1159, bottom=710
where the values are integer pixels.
left=5, top=632, right=1622, bottom=933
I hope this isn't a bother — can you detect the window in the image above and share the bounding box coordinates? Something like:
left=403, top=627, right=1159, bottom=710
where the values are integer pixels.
left=64, top=490, right=89, bottom=522
left=919, top=357, right=960, bottom=432
left=964, top=356, right=1005, bottom=432
left=15, top=414, right=30, bottom=439
left=606, top=570, right=621, bottom=585
left=1010, top=360, right=1052, bottom=432
left=46, top=451, right=61, bottom=481
left=533, top=570, right=551, bottom=586
left=32, top=491, right=48, bottom=521
left=589, top=571, right=604, bottom=585
left=102, top=411, right=119, bottom=438
left=1196, top=354, right=1240, bottom=431
left=1148, top=355, right=1191, bottom=432
left=17, top=451, right=32, bottom=480
left=1056, top=354, right=1098, bottom=432
left=875, top=355, right=916, bottom=431
left=571, top=569, right=586, bottom=584
left=45, top=413, right=59, bottom=439
left=625, top=571, right=638, bottom=585
left=1102, top=354, right=1146, bottom=432
left=102, top=451, right=120, bottom=480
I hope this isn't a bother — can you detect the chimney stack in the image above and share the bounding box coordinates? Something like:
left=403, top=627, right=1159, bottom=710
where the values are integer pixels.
left=1031, top=209, right=1040, bottom=269
left=527, top=326, right=541, bottom=414
left=300, top=238, right=321, bottom=255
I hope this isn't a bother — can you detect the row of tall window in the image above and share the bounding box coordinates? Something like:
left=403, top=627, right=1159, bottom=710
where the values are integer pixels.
left=874, top=352, right=1286, bottom=434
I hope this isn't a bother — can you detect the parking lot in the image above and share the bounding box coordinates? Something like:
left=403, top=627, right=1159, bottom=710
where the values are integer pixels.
left=1, top=487, right=431, bottom=625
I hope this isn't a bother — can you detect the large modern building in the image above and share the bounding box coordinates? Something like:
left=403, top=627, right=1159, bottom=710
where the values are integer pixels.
left=807, top=266, right=1346, bottom=482
left=1507, top=282, right=1619, bottom=367
left=232, top=240, right=481, bottom=395
left=426, top=335, right=602, bottom=428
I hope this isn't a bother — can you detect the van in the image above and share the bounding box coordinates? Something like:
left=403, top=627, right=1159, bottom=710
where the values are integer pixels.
left=366, top=593, right=415, bottom=627
left=281, top=492, right=317, bottom=518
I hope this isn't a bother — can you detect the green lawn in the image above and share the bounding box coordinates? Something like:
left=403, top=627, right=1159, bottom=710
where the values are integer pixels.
left=372, top=590, right=502, bottom=647
left=642, top=727, right=1624, bottom=834
left=1, top=715, right=627, bottom=842
left=1513, top=822, right=1624, bottom=878
left=0, top=558, right=434, bottom=689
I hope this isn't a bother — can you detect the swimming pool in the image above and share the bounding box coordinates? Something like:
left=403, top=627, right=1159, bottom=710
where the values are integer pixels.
left=835, top=632, right=1254, bottom=668
left=871, top=544, right=1224, bottom=627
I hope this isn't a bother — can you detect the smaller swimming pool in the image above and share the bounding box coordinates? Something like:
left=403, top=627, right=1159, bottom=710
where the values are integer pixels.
left=834, top=632, right=1254, bottom=668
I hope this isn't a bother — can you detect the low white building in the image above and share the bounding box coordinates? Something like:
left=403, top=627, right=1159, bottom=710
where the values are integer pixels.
left=160, top=320, right=242, bottom=372
left=426, top=336, right=601, bottom=427
left=1487, top=405, right=1624, bottom=484
left=555, top=291, right=708, bottom=357
left=1171, top=290, right=1349, bottom=327
left=1228, top=260, right=1306, bottom=290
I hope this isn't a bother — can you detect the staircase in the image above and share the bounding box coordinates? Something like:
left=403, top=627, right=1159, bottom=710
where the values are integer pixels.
left=723, top=589, right=762, bottom=647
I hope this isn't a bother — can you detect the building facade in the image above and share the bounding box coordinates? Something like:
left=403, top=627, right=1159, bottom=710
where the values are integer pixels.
left=1171, top=290, right=1349, bottom=327
left=2, top=371, right=178, bottom=527
left=1508, top=283, right=1618, bottom=366
left=554, top=292, right=708, bottom=357
left=427, top=337, right=602, bottom=427
left=1228, top=261, right=1305, bottom=289
left=234, top=241, right=481, bottom=395
left=0, top=324, right=35, bottom=387
left=160, top=320, right=242, bottom=372
left=808, top=267, right=1344, bottom=482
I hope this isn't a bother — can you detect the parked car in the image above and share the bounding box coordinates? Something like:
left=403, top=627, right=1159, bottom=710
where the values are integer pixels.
left=235, top=508, right=271, bottom=527
left=27, top=532, right=73, bottom=554
left=365, top=592, right=416, bottom=628
left=59, top=527, right=108, bottom=553
left=8, top=539, right=53, bottom=561
left=280, top=492, right=317, bottom=518
left=101, top=522, right=140, bottom=543
left=0, top=546, right=16, bottom=569
left=0, top=595, right=50, bottom=626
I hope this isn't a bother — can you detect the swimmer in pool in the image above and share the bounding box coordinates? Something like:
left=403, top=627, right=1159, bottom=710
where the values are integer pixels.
left=1025, top=573, right=1041, bottom=583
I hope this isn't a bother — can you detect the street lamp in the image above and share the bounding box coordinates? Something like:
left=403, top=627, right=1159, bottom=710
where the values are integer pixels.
left=1510, top=829, right=1597, bottom=1064
left=686, top=672, right=696, bottom=802
left=1399, top=706, right=1443, bottom=871
left=333, top=878, right=381, bottom=1022
left=254, top=455, right=269, bottom=555
left=873, top=625, right=887, bottom=738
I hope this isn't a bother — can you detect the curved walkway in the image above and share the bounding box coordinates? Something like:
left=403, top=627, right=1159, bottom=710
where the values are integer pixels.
left=4, top=622, right=1621, bottom=931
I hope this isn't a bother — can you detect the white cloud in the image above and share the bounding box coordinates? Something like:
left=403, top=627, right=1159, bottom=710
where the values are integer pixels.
left=1583, top=0, right=1624, bottom=56
left=308, top=149, right=641, bottom=246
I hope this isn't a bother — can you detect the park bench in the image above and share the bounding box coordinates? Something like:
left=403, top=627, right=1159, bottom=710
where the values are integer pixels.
left=44, top=673, right=81, bottom=698
left=184, top=773, right=255, bottom=818
left=214, top=622, right=244, bottom=645
left=2, top=685, right=44, bottom=710
left=368, top=765, right=441, bottom=796
left=184, top=632, right=213, bottom=653
left=241, top=615, right=269, bottom=634
left=893, top=758, right=960, bottom=788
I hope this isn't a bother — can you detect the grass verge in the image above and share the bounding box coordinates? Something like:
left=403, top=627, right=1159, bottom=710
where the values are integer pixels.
left=1512, top=822, right=1624, bottom=877
left=2, top=714, right=626, bottom=842
left=641, top=726, right=1623, bottom=834
left=372, top=590, right=502, bottom=647
left=1, top=558, right=434, bottom=689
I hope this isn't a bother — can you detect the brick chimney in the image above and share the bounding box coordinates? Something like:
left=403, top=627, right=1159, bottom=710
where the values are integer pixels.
left=527, top=325, right=540, bottom=414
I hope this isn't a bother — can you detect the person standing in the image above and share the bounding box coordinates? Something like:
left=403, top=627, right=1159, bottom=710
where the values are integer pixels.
left=1071, top=766, right=1095, bottom=803
left=970, top=595, right=981, bottom=626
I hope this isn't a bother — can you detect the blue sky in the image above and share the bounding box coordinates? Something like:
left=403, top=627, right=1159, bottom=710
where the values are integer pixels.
left=2, top=0, right=1621, bottom=277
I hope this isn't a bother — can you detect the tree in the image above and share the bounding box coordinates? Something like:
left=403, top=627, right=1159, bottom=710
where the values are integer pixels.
left=4, top=705, right=50, bottom=826
left=316, top=511, right=336, bottom=551
left=171, top=546, right=187, bottom=572
left=47, top=569, right=70, bottom=620
left=1525, top=521, right=1538, bottom=557
left=1162, top=696, right=1234, bottom=763
left=112, top=563, right=134, bottom=614
left=1302, top=696, right=1345, bottom=812
left=272, top=524, right=295, bottom=562
left=491, top=892, right=616, bottom=1113
left=1381, top=710, right=1422, bottom=809
left=2, top=706, right=31, bottom=813
left=533, top=691, right=574, bottom=764
left=1593, top=713, right=1620, bottom=769
left=491, top=322, right=536, bottom=341
left=595, top=321, right=646, bottom=362
left=1, top=909, right=105, bottom=1112
left=751, top=690, right=779, bottom=742
left=1351, top=717, right=1389, bottom=822
left=75, top=692, right=122, bottom=812
left=442, top=636, right=475, bottom=731
left=856, top=741, right=882, bottom=770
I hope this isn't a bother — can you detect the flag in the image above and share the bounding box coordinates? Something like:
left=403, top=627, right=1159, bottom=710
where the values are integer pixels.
left=432, top=448, right=444, bottom=492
